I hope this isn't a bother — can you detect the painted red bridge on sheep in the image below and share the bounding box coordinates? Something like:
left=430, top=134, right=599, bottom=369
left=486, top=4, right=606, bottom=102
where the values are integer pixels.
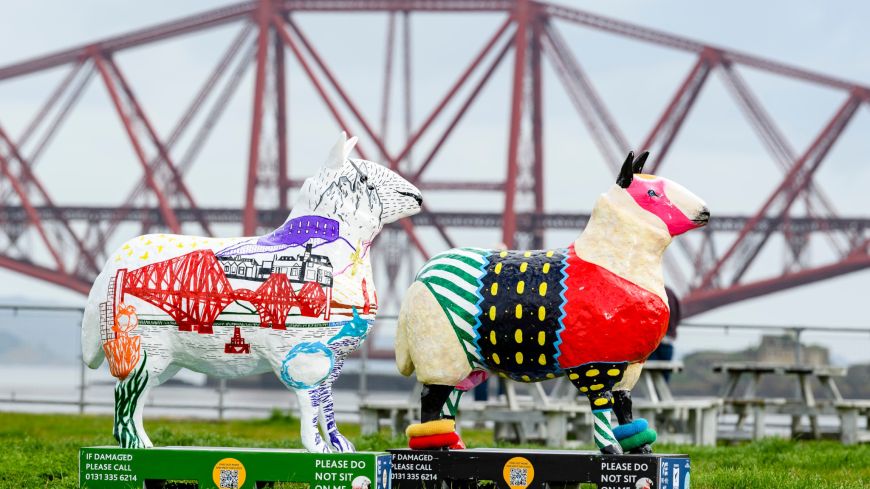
left=118, top=249, right=329, bottom=334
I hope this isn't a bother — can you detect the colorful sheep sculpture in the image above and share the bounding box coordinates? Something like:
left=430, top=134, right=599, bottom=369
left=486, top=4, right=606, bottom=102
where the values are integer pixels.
left=82, top=133, right=423, bottom=453
left=396, top=151, right=710, bottom=454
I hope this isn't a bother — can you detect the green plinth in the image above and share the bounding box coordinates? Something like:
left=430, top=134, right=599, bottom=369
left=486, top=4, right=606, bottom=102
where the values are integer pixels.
left=79, top=446, right=391, bottom=489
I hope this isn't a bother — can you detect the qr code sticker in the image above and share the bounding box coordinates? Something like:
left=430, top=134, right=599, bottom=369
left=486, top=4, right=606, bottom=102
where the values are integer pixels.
left=509, top=467, right=528, bottom=487
left=219, top=468, right=239, bottom=489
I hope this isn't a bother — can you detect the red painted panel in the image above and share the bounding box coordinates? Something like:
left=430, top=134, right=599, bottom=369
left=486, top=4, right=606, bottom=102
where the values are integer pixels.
left=557, top=245, right=669, bottom=368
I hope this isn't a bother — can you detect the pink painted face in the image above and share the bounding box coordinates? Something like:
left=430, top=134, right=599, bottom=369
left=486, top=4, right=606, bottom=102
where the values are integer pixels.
left=625, top=175, right=709, bottom=236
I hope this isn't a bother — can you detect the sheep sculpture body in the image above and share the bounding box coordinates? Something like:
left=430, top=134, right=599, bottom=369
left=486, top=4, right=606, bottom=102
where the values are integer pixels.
left=81, top=133, right=422, bottom=453
left=396, top=152, right=709, bottom=454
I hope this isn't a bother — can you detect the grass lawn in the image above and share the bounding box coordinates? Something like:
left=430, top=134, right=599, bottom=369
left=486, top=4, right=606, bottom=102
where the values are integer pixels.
left=1, top=411, right=868, bottom=488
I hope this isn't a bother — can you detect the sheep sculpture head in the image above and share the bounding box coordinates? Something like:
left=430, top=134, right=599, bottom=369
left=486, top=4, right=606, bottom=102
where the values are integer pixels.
left=614, top=151, right=709, bottom=237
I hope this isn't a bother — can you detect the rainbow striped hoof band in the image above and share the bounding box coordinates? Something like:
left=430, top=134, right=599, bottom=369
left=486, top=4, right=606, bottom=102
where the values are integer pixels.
left=619, top=429, right=656, bottom=453
left=408, top=431, right=461, bottom=450
left=612, top=418, right=648, bottom=440
left=613, top=419, right=657, bottom=453
left=406, top=419, right=455, bottom=438
left=407, top=419, right=464, bottom=450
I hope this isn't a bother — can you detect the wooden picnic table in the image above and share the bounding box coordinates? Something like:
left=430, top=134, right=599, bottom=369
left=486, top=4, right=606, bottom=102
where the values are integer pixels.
left=630, top=361, right=720, bottom=446
left=713, top=362, right=846, bottom=440
left=636, top=360, right=683, bottom=402
left=360, top=361, right=718, bottom=447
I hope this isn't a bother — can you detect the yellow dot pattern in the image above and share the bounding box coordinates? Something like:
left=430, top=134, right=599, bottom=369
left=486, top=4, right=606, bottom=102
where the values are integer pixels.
left=476, top=248, right=568, bottom=383
left=566, top=362, right=628, bottom=410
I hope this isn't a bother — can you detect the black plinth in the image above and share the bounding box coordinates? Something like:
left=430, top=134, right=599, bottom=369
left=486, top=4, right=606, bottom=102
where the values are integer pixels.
left=389, top=448, right=689, bottom=489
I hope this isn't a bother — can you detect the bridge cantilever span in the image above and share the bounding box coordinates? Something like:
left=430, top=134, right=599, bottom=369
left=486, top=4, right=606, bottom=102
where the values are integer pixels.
left=0, top=0, right=867, bottom=317
left=0, top=206, right=868, bottom=233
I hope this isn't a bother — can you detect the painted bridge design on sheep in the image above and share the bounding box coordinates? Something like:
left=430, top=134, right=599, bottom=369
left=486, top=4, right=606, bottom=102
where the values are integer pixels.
left=116, top=249, right=331, bottom=334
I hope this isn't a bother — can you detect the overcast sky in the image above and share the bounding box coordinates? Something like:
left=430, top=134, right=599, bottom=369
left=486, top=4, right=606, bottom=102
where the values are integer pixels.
left=0, top=1, right=867, bottom=363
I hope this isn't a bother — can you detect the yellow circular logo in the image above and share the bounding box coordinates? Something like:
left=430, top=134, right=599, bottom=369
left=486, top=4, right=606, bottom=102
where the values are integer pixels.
left=503, top=456, right=534, bottom=489
left=212, top=457, right=247, bottom=489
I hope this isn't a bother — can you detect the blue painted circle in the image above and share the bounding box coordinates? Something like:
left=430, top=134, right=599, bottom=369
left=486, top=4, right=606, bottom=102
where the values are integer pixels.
left=280, top=342, right=334, bottom=389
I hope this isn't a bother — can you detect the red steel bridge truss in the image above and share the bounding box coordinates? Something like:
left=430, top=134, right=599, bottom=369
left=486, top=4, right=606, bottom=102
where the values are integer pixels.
left=0, top=0, right=867, bottom=318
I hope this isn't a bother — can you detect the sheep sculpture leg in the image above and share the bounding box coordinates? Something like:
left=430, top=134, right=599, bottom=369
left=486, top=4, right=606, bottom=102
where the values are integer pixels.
left=113, top=364, right=151, bottom=449
left=112, top=351, right=180, bottom=449
left=565, top=362, right=629, bottom=454
left=316, top=358, right=356, bottom=452
left=421, top=384, right=455, bottom=422
left=406, top=384, right=463, bottom=450
left=613, top=390, right=654, bottom=454
left=296, top=389, right=330, bottom=453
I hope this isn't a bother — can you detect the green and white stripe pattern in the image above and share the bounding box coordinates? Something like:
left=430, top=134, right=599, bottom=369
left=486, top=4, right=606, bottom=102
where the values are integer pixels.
left=415, top=247, right=489, bottom=367
left=592, top=409, right=619, bottom=450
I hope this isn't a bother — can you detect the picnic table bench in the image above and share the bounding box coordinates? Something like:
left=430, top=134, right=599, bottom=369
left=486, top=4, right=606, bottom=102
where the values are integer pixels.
left=358, top=395, right=593, bottom=445
left=633, top=398, right=721, bottom=446
left=835, top=399, right=870, bottom=445
left=636, top=360, right=683, bottom=402
left=714, top=362, right=849, bottom=440
left=360, top=361, right=719, bottom=447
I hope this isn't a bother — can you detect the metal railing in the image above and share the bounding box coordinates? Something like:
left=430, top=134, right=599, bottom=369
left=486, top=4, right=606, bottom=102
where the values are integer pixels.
left=0, top=304, right=302, bottom=419
left=679, top=321, right=870, bottom=363
left=1, top=304, right=868, bottom=418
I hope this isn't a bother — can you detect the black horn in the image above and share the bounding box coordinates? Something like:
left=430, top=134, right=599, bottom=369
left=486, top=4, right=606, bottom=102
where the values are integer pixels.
left=616, top=151, right=635, bottom=188
left=632, top=151, right=650, bottom=174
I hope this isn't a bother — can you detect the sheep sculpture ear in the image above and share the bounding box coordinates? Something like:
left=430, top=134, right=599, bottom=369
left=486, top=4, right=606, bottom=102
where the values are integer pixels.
left=632, top=151, right=650, bottom=174
left=324, top=131, right=359, bottom=169
left=616, top=151, right=635, bottom=188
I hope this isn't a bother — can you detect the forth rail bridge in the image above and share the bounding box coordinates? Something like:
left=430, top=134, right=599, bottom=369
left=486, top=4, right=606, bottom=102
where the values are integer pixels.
left=0, top=0, right=867, bottom=319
